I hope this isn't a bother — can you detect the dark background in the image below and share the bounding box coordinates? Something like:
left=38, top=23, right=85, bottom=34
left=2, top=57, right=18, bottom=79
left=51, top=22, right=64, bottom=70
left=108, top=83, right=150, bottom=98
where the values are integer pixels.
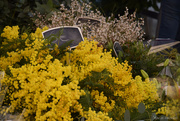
left=0, top=0, right=161, bottom=32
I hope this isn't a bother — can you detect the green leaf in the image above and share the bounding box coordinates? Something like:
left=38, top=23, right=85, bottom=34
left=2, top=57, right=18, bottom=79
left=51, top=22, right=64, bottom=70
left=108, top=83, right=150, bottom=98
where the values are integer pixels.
left=124, top=109, right=130, bottom=121
left=23, top=6, right=30, bottom=13
left=78, top=89, right=93, bottom=111
left=18, top=12, right=25, bottom=18
left=35, top=2, right=47, bottom=14
left=176, top=68, right=180, bottom=74
left=164, top=59, right=169, bottom=67
left=47, top=0, right=53, bottom=8
left=141, top=69, right=149, bottom=79
left=46, top=11, right=54, bottom=19
left=118, top=51, right=123, bottom=58
left=138, top=102, right=145, bottom=114
left=106, top=40, right=113, bottom=50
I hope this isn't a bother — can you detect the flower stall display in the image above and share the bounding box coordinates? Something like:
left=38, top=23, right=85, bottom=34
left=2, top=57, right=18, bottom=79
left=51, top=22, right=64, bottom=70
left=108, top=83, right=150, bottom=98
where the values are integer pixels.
left=0, top=1, right=179, bottom=120
left=0, top=25, right=163, bottom=121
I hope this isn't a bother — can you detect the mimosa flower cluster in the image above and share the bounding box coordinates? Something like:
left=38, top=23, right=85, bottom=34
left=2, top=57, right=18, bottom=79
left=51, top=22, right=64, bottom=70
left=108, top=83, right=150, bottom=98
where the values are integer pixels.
left=0, top=26, right=48, bottom=70
left=60, top=38, right=159, bottom=119
left=1, top=26, right=158, bottom=121
left=1, top=26, right=19, bottom=44
left=156, top=99, right=180, bottom=120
